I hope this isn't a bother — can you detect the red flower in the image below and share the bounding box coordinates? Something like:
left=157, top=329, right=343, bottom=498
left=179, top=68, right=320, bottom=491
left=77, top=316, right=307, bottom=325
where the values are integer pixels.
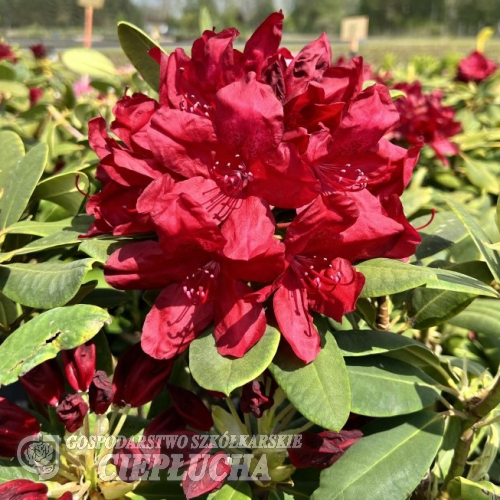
left=112, top=343, right=173, bottom=407
left=112, top=438, right=161, bottom=483
left=29, top=88, right=43, bottom=107
left=182, top=452, right=232, bottom=499
left=56, top=393, right=89, bottom=432
left=288, top=429, right=362, bottom=469
left=62, top=342, right=96, bottom=392
left=0, top=397, right=40, bottom=457
left=240, top=379, right=275, bottom=418
left=89, top=370, right=114, bottom=415
left=20, top=359, right=65, bottom=407
left=30, top=44, right=47, bottom=59
left=105, top=193, right=285, bottom=359
left=0, top=480, right=48, bottom=500
left=390, top=81, right=461, bottom=165
left=167, top=384, right=213, bottom=431
left=0, top=42, right=17, bottom=62
left=456, top=51, right=498, bottom=83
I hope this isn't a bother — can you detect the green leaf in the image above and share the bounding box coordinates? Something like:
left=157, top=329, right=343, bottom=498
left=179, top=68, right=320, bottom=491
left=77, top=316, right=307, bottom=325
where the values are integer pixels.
left=413, top=211, right=468, bottom=259
left=79, top=238, right=126, bottom=264
left=448, top=299, right=500, bottom=337
left=446, top=197, right=500, bottom=282
left=5, top=215, right=92, bottom=237
left=0, top=142, right=48, bottom=230
left=346, top=355, right=441, bottom=417
left=0, top=130, right=24, bottom=192
left=463, top=156, right=500, bottom=195
left=312, top=411, right=445, bottom=500
left=208, top=483, right=253, bottom=499
left=448, top=477, right=500, bottom=500
left=269, top=334, right=351, bottom=431
left=0, top=304, right=110, bottom=385
left=190, top=326, right=280, bottom=396
left=334, top=330, right=438, bottom=365
left=61, top=48, right=116, bottom=79
left=0, top=259, right=95, bottom=309
left=0, top=459, right=40, bottom=484
left=117, top=22, right=163, bottom=91
left=0, top=80, right=29, bottom=98
left=0, top=230, right=84, bottom=262
left=357, top=259, right=498, bottom=298
left=32, top=171, right=89, bottom=215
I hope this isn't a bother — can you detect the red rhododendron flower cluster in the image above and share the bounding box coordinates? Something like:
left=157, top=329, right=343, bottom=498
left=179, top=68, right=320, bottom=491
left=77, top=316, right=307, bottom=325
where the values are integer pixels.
left=0, top=42, right=17, bottom=62
left=86, top=12, right=421, bottom=364
left=389, top=81, right=462, bottom=166
left=456, top=51, right=498, bottom=83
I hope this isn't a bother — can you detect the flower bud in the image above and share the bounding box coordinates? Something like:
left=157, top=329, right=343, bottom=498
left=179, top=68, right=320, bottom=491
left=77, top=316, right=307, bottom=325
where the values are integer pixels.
left=168, top=384, right=213, bottom=431
left=0, top=397, right=40, bottom=457
left=62, top=342, right=96, bottom=392
left=144, top=407, right=186, bottom=436
left=20, top=360, right=64, bottom=406
left=288, top=429, right=362, bottom=469
left=89, top=370, right=114, bottom=415
left=182, top=452, right=231, bottom=499
left=0, top=479, right=48, bottom=499
left=112, top=343, right=173, bottom=408
left=56, top=394, right=88, bottom=433
left=30, top=43, right=47, bottom=59
left=240, top=380, right=274, bottom=418
left=112, top=438, right=161, bottom=483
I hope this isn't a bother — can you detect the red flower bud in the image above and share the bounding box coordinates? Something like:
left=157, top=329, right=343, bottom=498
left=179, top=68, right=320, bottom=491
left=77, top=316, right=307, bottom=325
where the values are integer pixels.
left=240, top=380, right=274, bottom=418
left=0, top=479, right=48, bottom=499
left=288, top=429, right=362, bottom=469
left=30, top=43, right=48, bottom=59
left=62, top=342, right=96, bottom=392
left=29, top=88, right=43, bottom=108
left=182, top=452, right=231, bottom=499
left=112, top=438, right=161, bottom=483
left=20, top=360, right=65, bottom=406
left=112, top=343, right=173, bottom=408
left=457, top=51, right=498, bottom=83
left=0, top=397, right=40, bottom=457
left=56, top=394, right=88, bottom=433
left=168, top=385, right=213, bottom=431
left=144, top=407, right=186, bottom=436
left=89, top=370, right=114, bottom=414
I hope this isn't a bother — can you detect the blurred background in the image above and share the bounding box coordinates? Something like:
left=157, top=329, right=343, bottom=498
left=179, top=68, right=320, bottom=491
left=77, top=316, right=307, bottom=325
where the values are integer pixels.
left=0, top=0, right=499, bottom=66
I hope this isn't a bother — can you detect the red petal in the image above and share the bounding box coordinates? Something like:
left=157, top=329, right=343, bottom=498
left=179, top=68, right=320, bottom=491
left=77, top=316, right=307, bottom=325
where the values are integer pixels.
left=142, top=284, right=214, bottom=359
left=182, top=452, right=231, bottom=499
left=214, top=277, right=267, bottom=357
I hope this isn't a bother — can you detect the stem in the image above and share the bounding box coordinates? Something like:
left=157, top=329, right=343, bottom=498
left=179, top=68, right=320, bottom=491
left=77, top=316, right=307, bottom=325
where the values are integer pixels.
left=279, top=421, right=315, bottom=435
left=375, top=296, right=390, bottom=330
left=47, top=105, right=85, bottom=140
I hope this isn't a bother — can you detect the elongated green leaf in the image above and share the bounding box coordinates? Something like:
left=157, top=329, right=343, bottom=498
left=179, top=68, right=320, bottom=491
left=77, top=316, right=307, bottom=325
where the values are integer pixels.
left=0, top=130, right=24, bottom=191
left=208, top=483, right=252, bottom=499
left=32, top=171, right=89, bottom=215
left=312, top=411, right=445, bottom=500
left=446, top=198, right=500, bottom=282
left=346, top=355, right=441, bottom=416
left=117, top=22, right=163, bottom=91
left=190, top=326, right=280, bottom=396
left=269, top=334, right=351, bottom=431
left=448, top=477, right=500, bottom=500
left=0, top=259, right=95, bottom=309
left=61, top=48, right=116, bottom=79
left=0, top=304, right=110, bottom=385
left=0, top=459, right=40, bottom=484
left=414, top=211, right=468, bottom=259
left=0, top=231, right=84, bottom=262
left=463, top=156, right=500, bottom=194
left=5, top=215, right=92, bottom=237
left=448, top=299, right=500, bottom=337
left=0, top=142, right=48, bottom=230
left=79, top=238, right=126, bottom=264
left=357, top=259, right=498, bottom=298
left=0, top=80, right=29, bottom=98
left=334, top=330, right=438, bottom=365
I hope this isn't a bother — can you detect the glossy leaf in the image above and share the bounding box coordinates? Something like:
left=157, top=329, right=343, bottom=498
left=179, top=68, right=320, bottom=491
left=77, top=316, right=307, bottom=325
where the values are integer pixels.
left=448, top=477, right=500, bottom=500
left=190, top=326, right=280, bottom=396
left=61, top=48, right=116, bottom=79
left=5, top=215, right=92, bottom=237
left=312, top=411, right=445, bottom=500
left=269, top=334, right=351, bottom=431
left=0, top=142, right=48, bottom=230
left=448, top=299, right=500, bottom=337
left=347, top=355, right=441, bottom=416
left=208, top=483, right=252, bottom=499
left=117, top=22, right=163, bottom=91
left=0, top=459, right=39, bottom=484
left=0, top=259, right=95, bottom=309
left=357, top=259, right=498, bottom=298
left=0, top=130, right=24, bottom=192
left=0, top=304, right=110, bottom=385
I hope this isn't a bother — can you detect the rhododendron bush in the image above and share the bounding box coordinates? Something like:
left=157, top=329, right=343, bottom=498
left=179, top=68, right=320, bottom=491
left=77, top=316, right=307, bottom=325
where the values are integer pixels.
left=1, top=13, right=500, bottom=500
